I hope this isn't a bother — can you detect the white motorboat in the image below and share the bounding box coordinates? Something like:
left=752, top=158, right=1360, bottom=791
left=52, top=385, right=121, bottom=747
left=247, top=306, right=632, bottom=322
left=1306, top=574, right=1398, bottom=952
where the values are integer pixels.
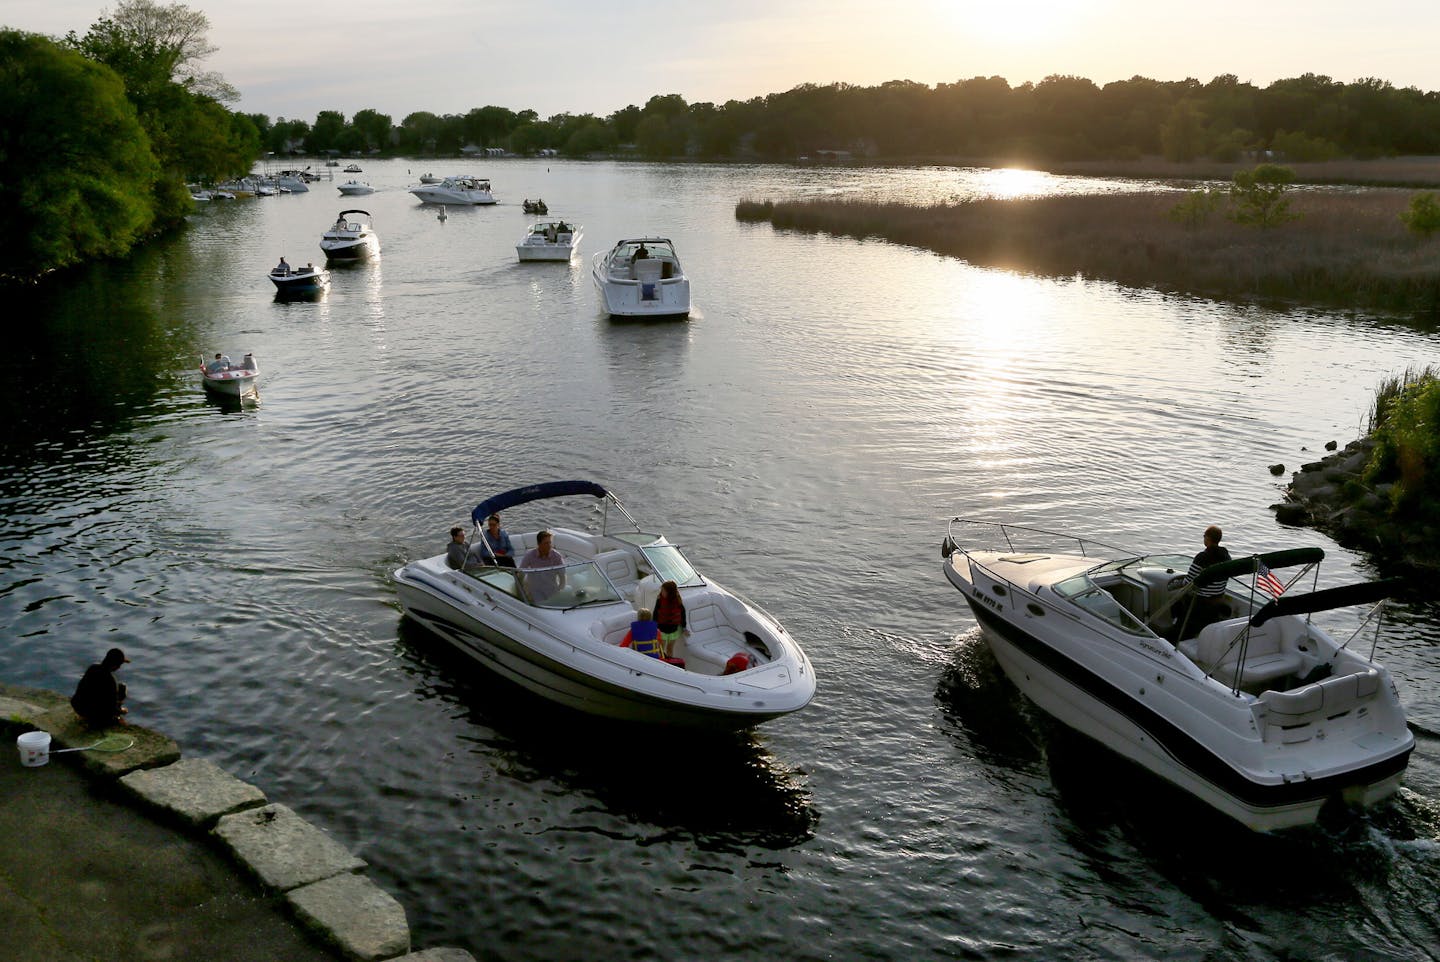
left=393, top=481, right=816, bottom=729
left=268, top=262, right=329, bottom=296
left=337, top=180, right=374, bottom=196
left=941, top=519, right=1413, bottom=832
left=273, top=170, right=312, bottom=192
left=516, top=220, right=583, bottom=262
left=591, top=237, right=690, bottom=319
left=199, top=353, right=259, bottom=400
left=343, top=163, right=362, bottom=172
left=319, top=209, right=380, bottom=261
left=408, top=175, right=495, bottom=206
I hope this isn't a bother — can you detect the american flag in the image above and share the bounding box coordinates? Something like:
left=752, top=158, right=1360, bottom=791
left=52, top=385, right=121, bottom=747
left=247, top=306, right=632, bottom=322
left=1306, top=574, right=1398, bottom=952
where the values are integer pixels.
left=1256, top=560, right=1285, bottom=597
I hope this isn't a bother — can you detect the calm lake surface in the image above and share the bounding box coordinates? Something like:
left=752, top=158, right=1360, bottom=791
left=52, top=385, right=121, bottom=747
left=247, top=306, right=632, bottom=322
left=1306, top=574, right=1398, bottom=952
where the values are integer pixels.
left=3, top=159, right=1439, bottom=962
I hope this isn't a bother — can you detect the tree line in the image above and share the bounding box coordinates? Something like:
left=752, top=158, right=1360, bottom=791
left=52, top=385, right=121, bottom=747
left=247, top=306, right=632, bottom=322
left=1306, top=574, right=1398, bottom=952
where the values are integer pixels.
left=252, top=73, right=1440, bottom=163
left=1, top=1, right=259, bottom=281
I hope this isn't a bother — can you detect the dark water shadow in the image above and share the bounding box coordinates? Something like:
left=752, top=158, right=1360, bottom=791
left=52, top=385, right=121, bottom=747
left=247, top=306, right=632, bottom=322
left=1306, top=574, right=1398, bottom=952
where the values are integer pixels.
left=933, top=633, right=1046, bottom=773
left=393, top=617, right=819, bottom=853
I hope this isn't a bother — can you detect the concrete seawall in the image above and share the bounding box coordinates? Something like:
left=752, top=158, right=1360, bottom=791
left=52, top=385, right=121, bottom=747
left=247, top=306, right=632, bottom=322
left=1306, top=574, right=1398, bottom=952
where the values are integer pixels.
left=1, top=681, right=473, bottom=962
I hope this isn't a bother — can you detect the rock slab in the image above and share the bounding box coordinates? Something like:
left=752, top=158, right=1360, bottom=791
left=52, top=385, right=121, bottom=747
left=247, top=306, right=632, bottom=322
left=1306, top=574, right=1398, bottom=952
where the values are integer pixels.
left=120, top=757, right=268, bottom=827
left=287, top=872, right=410, bottom=961
left=214, top=802, right=365, bottom=891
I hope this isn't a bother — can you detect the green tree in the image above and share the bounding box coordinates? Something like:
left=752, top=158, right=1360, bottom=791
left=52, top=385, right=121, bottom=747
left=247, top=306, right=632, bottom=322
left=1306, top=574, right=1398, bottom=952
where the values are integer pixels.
left=305, top=110, right=346, bottom=153
left=1160, top=100, right=1206, bottom=161
left=1229, top=163, right=1298, bottom=228
left=351, top=108, right=392, bottom=152
left=1400, top=192, right=1440, bottom=237
left=0, top=30, right=160, bottom=279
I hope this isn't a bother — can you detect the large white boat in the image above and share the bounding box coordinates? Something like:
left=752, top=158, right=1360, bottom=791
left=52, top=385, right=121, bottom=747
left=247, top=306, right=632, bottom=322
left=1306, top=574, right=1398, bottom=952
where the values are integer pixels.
left=516, top=220, right=582, bottom=262
left=394, top=481, right=816, bottom=729
left=319, top=209, right=380, bottom=261
left=408, top=175, right=495, bottom=205
left=337, top=180, right=375, bottom=196
left=941, top=519, right=1413, bottom=832
left=591, top=237, right=690, bottom=318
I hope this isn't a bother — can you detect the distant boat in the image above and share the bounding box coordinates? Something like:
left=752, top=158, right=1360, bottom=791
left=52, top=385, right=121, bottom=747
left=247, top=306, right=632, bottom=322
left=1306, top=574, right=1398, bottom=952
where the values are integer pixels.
left=409, top=176, right=495, bottom=206
left=268, top=263, right=330, bottom=296
left=522, top=198, right=548, bottom=214
left=516, top=220, right=582, bottom=262
left=320, top=209, right=380, bottom=261
left=337, top=180, right=375, bottom=196
left=419, top=173, right=441, bottom=184
left=200, top=353, right=259, bottom=401
left=343, top=163, right=363, bottom=173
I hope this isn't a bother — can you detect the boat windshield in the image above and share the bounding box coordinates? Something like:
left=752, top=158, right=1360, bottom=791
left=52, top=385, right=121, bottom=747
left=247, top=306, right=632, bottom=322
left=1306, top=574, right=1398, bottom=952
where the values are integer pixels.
left=518, top=560, right=624, bottom=610
left=1054, top=574, right=1149, bottom=635
left=640, top=543, right=704, bottom=588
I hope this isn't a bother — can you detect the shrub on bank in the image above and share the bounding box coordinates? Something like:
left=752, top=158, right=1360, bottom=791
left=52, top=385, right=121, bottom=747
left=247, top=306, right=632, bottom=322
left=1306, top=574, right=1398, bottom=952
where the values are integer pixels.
left=1366, top=367, right=1440, bottom=518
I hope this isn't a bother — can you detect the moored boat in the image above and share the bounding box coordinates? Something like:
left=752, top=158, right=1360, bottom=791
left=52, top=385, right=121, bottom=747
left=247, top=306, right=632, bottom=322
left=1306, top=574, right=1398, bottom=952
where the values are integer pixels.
left=591, top=237, right=690, bottom=318
left=940, top=518, right=1413, bottom=832
left=393, top=481, right=816, bottom=729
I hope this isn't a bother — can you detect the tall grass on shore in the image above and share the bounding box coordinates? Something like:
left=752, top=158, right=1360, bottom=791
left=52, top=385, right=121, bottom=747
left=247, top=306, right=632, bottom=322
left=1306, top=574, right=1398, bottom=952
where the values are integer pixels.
left=735, top=191, right=1440, bottom=314
left=1366, top=367, right=1440, bottom=519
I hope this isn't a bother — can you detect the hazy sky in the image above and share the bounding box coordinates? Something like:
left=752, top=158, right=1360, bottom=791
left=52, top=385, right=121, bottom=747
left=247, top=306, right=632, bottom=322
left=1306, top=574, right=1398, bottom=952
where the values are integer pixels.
left=6, top=0, right=1438, bottom=123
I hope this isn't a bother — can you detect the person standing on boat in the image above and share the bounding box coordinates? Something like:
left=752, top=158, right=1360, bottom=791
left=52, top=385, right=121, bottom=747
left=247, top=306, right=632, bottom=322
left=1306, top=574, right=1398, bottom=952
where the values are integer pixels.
left=274, top=256, right=290, bottom=274
left=653, top=580, right=689, bottom=657
left=70, top=647, right=129, bottom=727
left=483, top=514, right=516, bottom=567
left=519, top=530, right=565, bottom=602
left=1173, top=525, right=1233, bottom=634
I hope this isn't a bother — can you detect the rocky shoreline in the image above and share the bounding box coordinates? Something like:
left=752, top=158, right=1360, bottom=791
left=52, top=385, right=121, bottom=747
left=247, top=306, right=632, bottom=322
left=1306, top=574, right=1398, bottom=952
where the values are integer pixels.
left=1272, top=437, right=1440, bottom=577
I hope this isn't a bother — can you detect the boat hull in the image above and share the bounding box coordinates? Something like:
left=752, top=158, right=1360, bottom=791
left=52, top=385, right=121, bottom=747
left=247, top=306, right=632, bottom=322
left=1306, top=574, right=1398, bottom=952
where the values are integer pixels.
left=201, top=371, right=258, bottom=399
left=953, top=573, right=1412, bottom=831
left=409, top=187, right=495, bottom=205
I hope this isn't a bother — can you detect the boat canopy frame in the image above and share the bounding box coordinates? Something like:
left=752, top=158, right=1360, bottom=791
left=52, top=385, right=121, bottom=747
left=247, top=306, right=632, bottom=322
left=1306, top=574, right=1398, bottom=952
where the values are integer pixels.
left=469, top=480, right=641, bottom=535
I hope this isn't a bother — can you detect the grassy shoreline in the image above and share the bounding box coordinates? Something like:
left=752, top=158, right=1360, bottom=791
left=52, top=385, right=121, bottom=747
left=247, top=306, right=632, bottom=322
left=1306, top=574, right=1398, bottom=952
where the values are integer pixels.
left=736, top=189, right=1440, bottom=315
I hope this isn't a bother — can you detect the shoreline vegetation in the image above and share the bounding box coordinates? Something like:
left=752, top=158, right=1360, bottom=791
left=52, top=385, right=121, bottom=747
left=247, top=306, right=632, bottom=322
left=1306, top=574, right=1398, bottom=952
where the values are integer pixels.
left=734, top=176, right=1440, bottom=316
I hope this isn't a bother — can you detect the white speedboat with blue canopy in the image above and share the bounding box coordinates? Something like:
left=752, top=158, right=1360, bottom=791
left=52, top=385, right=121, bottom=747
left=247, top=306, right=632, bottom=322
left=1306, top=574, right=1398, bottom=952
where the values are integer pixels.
left=941, top=519, right=1413, bottom=832
left=393, top=481, right=816, bottom=729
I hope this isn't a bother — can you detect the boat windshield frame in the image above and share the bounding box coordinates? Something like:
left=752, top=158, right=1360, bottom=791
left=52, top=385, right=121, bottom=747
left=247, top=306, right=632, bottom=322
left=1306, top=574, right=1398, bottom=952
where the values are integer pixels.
left=468, top=558, right=626, bottom=610
left=1053, top=569, right=1153, bottom=636
left=640, top=543, right=704, bottom=588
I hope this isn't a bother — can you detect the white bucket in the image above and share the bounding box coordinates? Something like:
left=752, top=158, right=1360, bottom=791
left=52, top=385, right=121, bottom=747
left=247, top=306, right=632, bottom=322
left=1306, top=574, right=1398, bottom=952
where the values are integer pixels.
left=17, top=731, right=51, bottom=767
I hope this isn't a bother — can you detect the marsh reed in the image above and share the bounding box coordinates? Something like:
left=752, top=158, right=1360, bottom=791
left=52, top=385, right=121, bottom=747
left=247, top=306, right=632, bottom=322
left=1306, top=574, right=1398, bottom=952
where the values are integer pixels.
left=736, top=190, right=1440, bottom=314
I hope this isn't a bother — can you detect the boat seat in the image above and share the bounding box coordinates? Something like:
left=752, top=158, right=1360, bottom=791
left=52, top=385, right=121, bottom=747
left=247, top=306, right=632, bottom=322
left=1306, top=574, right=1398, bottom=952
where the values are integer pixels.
left=1182, top=617, right=1305, bottom=688
left=592, top=610, right=639, bottom=645
left=1257, top=669, right=1382, bottom=743
left=593, top=549, right=638, bottom=586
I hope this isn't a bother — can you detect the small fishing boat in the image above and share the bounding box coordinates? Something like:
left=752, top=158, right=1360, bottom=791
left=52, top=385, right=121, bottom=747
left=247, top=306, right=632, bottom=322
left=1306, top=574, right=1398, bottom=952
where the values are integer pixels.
left=320, top=209, right=380, bottom=261
left=419, top=173, right=441, bottom=184
left=522, top=198, right=548, bottom=214
left=591, top=237, right=690, bottom=318
left=200, top=353, right=259, bottom=400
left=268, top=262, right=329, bottom=296
left=516, top=220, right=582, bottom=262
left=941, top=519, right=1413, bottom=832
left=393, top=481, right=817, bottom=729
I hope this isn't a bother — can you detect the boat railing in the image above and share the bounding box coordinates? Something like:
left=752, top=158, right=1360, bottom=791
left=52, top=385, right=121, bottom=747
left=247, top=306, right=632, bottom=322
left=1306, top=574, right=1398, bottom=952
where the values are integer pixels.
left=943, top=518, right=1132, bottom=561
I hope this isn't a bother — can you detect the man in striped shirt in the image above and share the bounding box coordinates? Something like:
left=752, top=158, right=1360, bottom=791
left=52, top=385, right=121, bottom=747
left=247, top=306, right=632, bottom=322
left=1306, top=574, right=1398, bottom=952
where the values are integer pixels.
left=1177, top=525, right=1233, bottom=634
